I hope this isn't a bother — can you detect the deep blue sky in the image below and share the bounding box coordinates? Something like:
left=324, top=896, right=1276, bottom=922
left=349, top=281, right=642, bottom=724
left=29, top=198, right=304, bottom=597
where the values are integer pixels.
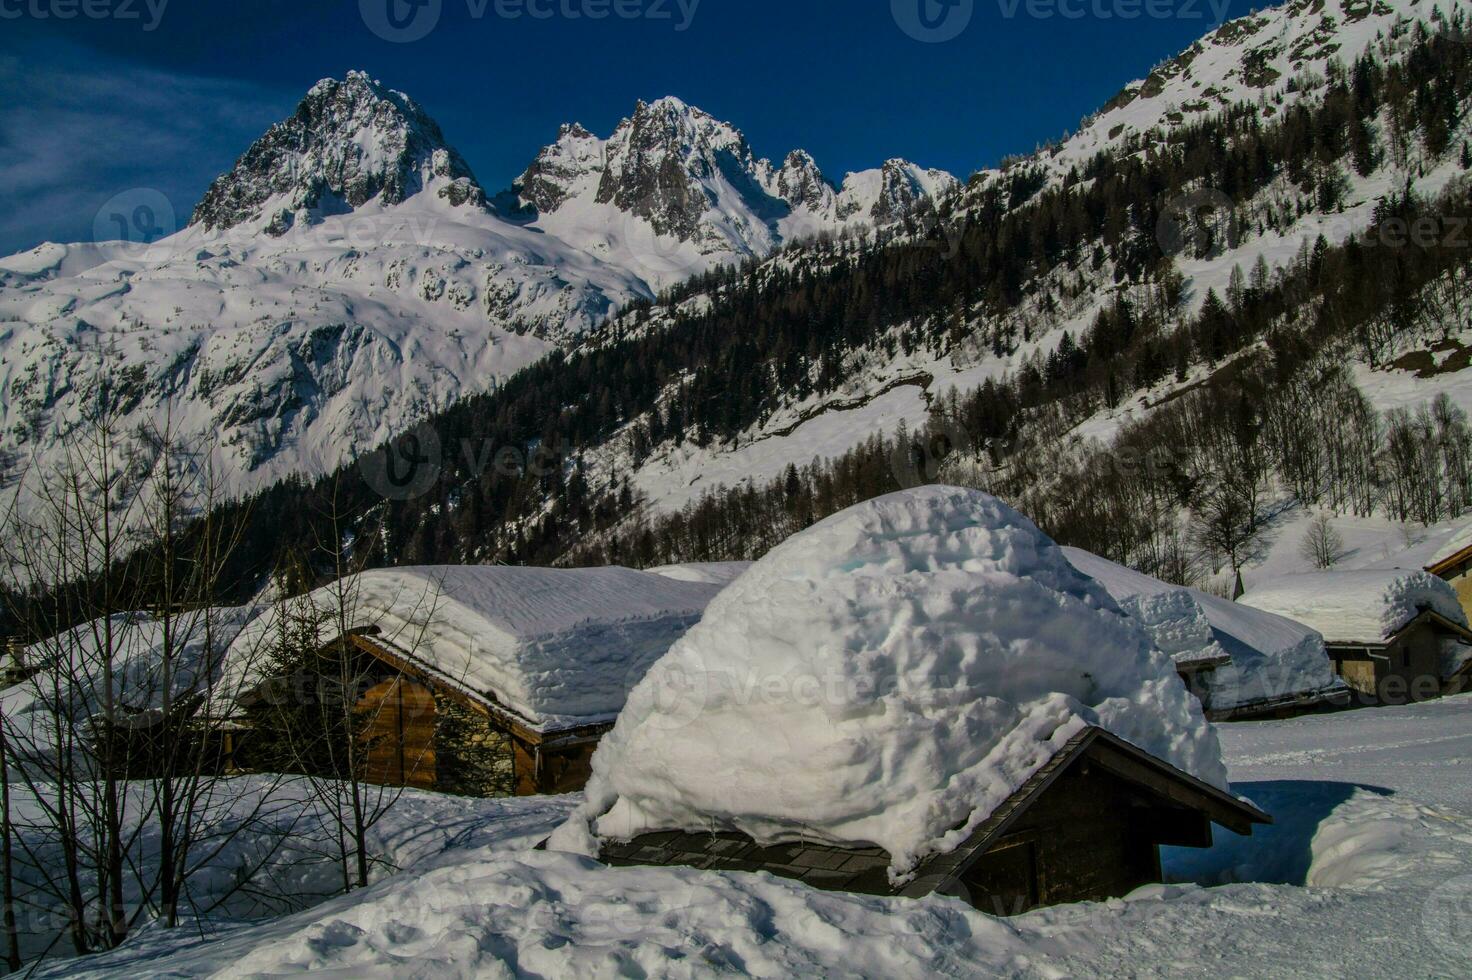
left=0, top=0, right=1238, bottom=255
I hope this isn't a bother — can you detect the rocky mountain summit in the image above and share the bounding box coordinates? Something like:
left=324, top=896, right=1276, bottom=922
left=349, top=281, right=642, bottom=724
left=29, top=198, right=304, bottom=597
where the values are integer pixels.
left=192, top=71, right=487, bottom=236
left=0, top=76, right=954, bottom=510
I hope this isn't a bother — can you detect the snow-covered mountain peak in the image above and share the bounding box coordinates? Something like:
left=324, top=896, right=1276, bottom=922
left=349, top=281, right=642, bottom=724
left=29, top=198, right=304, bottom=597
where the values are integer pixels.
left=517, top=96, right=956, bottom=281
left=774, top=150, right=834, bottom=212
left=191, top=70, right=487, bottom=237
left=837, top=159, right=958, bottom=225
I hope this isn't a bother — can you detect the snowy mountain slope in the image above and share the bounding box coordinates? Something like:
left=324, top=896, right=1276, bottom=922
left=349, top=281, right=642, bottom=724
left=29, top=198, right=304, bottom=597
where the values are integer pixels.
left=565, top=0, right=1472, bottom=529
left=1047, top=0, right=1448, bottom=171
left=514, top=96, right=958, bottom=290
left=0, top=76, right=952, bottom=506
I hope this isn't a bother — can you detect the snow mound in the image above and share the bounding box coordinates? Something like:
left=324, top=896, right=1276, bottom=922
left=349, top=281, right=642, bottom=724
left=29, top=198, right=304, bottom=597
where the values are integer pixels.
left=225, top=566, right=722, bottom=731
left=552, top=487, right=1226, bottom=880
left=1240, top=570, right=1468, bottom=645
left=1065, top=549, right=1344, bottom=712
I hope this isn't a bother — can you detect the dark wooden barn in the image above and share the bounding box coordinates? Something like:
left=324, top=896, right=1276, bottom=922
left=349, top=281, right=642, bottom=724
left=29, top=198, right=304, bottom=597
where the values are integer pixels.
left=238, top=627, right=621, bottom=797
left=598, top=727, right=1270, bottom=916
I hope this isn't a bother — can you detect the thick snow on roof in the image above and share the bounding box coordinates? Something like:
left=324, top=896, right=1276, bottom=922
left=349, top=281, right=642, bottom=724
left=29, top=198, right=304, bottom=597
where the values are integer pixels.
left=2, top=606, right=258, bottom=755
left=1426, top=521, right=1472, bottom=570
left=1240, top=570, right=1468, bottom=645
left=551, top=487, right=1226, bottom=881
left=644, top=562, right=754, bottom=586
left=228, top=566, right=722, bottom=731
left=1064, top=549, right=1343, bottom=712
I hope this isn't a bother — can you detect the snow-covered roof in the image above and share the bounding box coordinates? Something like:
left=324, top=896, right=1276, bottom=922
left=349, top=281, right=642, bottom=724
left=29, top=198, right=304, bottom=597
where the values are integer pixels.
left=1240, top=570, right=1469, bottom=646
left=3, top=606, right=258, bottom=755
left=644, top=562, right=753, bottom=587
left=551, top=487, right=1226, bottom=881
left=1426, top=522, right=1472, bottom=572
left=227, top=566, right=723, bottom=732
left=1064, top=549, right=1344, bottom=713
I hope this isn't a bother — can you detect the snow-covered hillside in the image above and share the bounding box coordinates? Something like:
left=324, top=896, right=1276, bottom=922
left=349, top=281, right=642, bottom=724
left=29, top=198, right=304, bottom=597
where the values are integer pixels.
left=572, top=0, right=1472, bottom=527
left=0, top=74, right=952, bottom=507
left=44, top=696, right=1472, bottom=978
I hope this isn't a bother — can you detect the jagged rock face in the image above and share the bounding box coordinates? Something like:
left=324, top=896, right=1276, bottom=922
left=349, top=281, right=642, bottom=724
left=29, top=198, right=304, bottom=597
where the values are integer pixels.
left=516, top=123, right=603, bottom=213
left=774, top=151, right=834, bottom=212
left=594, top=98, right=767, bottom=241
left=191, top=71, right=486, bottom=234
left=517, top=96, right=955, bottom=267
left=865, top=160, right=938, bottom=225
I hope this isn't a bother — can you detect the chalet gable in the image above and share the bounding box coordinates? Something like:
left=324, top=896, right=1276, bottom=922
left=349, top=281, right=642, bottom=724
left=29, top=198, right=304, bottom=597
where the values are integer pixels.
left=596, top=727, right=1269, bottom=913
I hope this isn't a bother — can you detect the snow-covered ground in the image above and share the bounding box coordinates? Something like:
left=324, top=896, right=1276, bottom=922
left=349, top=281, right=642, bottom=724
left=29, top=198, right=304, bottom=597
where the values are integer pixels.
left=40, top=696, right=1472, bottom=978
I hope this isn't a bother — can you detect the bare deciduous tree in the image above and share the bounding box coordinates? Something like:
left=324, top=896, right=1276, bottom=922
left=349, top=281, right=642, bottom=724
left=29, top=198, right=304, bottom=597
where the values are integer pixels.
left=1299, top=512, right=1349, bottom=569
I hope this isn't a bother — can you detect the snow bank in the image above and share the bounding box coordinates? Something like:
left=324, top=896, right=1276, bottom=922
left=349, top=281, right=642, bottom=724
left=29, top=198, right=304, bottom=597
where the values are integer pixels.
left=552, top=487, right=1225, bottom=880
left=1064, top=549, right=1344, bottom=712
left=225, top=566, right=722, bottom=731
left=1240, top=570, right=1468, bottom=645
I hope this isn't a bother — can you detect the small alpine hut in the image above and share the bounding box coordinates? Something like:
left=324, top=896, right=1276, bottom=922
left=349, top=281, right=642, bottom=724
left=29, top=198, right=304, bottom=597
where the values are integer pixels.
left=550, top=487, right=1269, bottom=915
left=1240, top=570, right=1472, bottom=703
left=228, top=566, right=724, bottom=796
left=1064, top=548, right=1348, bottom=720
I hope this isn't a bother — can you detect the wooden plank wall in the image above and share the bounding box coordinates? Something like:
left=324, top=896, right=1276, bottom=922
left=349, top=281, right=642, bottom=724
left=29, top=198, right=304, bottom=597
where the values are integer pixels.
left=357, top=677, right=437, bottom=790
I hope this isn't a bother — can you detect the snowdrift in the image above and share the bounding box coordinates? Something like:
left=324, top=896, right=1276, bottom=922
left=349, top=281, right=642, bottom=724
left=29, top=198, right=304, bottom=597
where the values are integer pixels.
left=1240, top=569, right=1468, bottom=645
left=552, top=486, right=1226, bottom=880
left=1064, top=549, right=1345, bottom=713
left=223, top=566, right=723, bottom=731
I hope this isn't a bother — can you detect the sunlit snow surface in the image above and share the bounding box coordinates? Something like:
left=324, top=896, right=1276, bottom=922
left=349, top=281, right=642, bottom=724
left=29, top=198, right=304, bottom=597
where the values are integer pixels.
left=38, top=695, right=1472, bottom=979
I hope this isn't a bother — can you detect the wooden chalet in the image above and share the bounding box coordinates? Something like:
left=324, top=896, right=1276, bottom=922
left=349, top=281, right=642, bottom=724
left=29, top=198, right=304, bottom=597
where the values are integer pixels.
left=1319, top=607, right=1472, bottom=703
left=1064, top=548, right=1349, bottom=722
left=230, top=566, right=724, bottom=798
left=598, top=727, right=1270, bottom=916
left=1242, top=570, right=1472, bottom=704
